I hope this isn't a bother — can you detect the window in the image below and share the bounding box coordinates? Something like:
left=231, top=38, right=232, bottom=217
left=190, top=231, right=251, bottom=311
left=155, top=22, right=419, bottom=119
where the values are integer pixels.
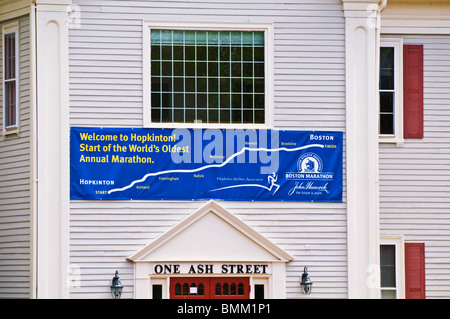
left=380, top=245, right=397, bottom=298
left=143, top=22, right=274, bottom=129
left=379, top=39, right=403, bottom=145
left=151, top=278, right=167, bottom=299
left=380, top=236, right=405, bottom=299
left=254, top=284, right=265, bottom=299
left=2, top=23, right=19, bottom=132
left=252, top=277, right=268, bottom=299
left=379, top=47, right=395, bottom=135
left=152, top=284, right=163, bottom=299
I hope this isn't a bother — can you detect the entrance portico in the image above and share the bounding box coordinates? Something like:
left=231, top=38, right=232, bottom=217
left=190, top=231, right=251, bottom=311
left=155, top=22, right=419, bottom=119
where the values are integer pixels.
left=127, top=200, right=293, bottom=299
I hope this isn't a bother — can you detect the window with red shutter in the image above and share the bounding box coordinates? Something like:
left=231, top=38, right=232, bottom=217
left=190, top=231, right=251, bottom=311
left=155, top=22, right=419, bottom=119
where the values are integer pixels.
left=379, top=39, right=403, bottom=144
left=403, top=45, right=424, bottom=138
left=405, top=243, right=425, bottom=299
left=380, top=244, right=397, bottom=298
left=379, top=46, right=396, bottom=135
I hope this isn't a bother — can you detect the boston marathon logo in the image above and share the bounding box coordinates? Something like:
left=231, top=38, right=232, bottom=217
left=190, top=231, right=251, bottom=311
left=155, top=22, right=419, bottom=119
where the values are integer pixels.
left=298, top=152, right=323, bottom=174
left=286, top=152, right=334, bottom=181
left=286, top=152, right=334, bottom=196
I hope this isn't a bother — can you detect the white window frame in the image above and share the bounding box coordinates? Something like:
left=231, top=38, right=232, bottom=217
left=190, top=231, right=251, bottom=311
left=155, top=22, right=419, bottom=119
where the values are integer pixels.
left=379, top=38, right=404, bottom=146
left=380, top=235, right=405, bottom=299
left=2, top=22, right=19, bottom=134
left=251, top=277, right=269, bottom=299
left=142, top=21, right=274, bottom=129
left=149, top=277, right=169, bottom=299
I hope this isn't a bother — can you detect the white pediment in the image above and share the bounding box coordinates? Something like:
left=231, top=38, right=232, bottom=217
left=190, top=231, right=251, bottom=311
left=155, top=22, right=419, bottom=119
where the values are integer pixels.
left=127, top=200, right=293, bottom=263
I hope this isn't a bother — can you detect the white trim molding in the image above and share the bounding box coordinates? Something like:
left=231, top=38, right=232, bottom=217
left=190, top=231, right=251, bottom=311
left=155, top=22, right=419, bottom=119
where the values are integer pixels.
left=128, top=200, right=293, bottom=263
left=142, top=21, right=275, bottom=130
left=1, top=21, right=19, bottom=135
left=380, top=235, right=406, bottom=299
left=342, top=0, right=382, bottom=299
left=381, top=0, right=450, bottom=35
left=0, top=0, right=32, bottom=22
left=35, top=0, right=71, bottom=298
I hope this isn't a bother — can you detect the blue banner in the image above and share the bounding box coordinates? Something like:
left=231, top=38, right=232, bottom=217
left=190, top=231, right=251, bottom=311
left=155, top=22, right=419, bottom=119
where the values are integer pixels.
left=70, top=127, right=343, bottom=202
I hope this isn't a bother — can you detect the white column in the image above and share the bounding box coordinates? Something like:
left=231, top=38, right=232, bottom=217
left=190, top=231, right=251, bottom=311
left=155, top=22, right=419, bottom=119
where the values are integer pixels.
left=342, top=0, right=383, bottom=299
left=271, top=262, right=287, bottom=299
left=35, top=0, right=71, bottom=298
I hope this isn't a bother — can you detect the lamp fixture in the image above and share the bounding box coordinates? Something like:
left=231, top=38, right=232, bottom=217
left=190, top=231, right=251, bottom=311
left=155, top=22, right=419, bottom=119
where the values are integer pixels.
left=111, top=270, right=123, bottom=299
left=300, top=267, right=313, bottom=295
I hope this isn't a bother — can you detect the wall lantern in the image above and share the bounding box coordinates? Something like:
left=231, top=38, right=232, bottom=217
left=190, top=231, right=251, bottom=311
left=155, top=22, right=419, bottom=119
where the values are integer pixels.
left=111, top=270, right=123, bottom=299
left=300, top=267, right=313, bottom=295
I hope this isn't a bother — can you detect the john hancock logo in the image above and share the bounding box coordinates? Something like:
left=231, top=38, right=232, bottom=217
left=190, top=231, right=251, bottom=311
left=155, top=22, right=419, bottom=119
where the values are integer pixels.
left=285, top=152, right=333, bottom=196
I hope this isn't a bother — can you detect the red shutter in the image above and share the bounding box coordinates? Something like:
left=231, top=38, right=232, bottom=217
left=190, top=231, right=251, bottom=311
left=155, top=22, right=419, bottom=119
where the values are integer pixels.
left=403, top=45, right=424, bottom=138
left=405, top=243, right=425, bottom=299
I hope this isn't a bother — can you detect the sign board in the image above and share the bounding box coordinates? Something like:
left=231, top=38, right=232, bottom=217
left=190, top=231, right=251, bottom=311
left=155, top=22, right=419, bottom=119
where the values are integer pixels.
left=152, top=263, right=270, bottom=275
left=70, top=127, right=343, bottom=202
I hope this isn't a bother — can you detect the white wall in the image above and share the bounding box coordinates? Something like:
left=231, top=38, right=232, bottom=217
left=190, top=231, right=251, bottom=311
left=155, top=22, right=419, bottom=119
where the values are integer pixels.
left=0, top=14, right=32, bottom=299
left=380, top=34, right=450, bottom=299
left=68, top=0, right=347, bottom=299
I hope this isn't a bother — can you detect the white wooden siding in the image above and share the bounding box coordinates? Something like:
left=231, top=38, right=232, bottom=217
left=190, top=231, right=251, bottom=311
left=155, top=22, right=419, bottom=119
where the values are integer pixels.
left=0, top=15, right=31, bottom=299
left=379, top=35, right=450, bottom=299
left=69, top=0, right=346, bottom=299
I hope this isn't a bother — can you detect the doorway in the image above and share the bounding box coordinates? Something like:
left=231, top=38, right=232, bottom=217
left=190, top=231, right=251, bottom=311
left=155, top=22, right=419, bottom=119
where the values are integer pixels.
left=170, top=277, right=250, bottom=299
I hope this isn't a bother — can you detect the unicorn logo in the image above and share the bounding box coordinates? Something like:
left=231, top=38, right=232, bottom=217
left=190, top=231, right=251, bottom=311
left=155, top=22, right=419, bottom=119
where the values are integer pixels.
left=298, top=153, right=323, bottom=173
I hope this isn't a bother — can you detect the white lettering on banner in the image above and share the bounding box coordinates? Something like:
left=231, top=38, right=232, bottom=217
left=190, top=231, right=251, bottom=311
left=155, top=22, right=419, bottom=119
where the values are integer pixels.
left=310, top=133, right=334, bottom=141
left=79, top=179, right=114, bottom=185
left=288, top=182, right=330, bottom=196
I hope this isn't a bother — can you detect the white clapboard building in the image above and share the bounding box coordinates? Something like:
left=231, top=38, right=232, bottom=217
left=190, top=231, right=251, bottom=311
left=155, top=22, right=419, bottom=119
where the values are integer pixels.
left=0, top=0, right=449, bottom=299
